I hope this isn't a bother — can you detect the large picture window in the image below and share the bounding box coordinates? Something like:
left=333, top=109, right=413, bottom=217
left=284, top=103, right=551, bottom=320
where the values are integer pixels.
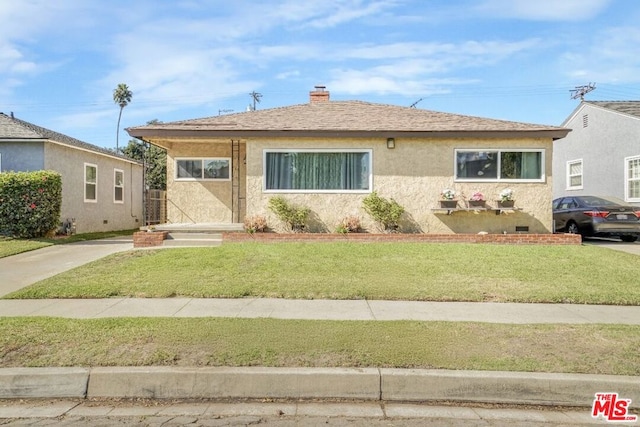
left=626, top=155, right=640, bottom=202
left=455, top=149, right=544, bottom=182
left=84, top=163, right=97, bottom=202
left=264, top=149, right=371, bottom=192
left=175, top=158, right=230, bottom=180
left=566, top=159, right=583, bottom=190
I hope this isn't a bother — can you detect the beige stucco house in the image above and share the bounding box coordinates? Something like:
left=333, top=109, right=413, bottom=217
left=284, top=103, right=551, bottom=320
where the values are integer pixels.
left=127, top=87, right=569, bottom=234
left=0, top=112, right=143, bottom=234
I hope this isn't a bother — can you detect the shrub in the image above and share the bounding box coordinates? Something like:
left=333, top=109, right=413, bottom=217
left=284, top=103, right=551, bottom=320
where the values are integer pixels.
left=267, top=196, right=310, bottom=232
left=0, top=171, right=62, bottom=238
left=362, top=191, right=404, bottom=232
left=244, top=215, right=268, bottom=234
left=336, top=215, right=362, bottom=234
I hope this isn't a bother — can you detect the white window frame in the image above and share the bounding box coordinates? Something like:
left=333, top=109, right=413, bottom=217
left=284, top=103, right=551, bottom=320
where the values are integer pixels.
left=566, top=159, right=583, bottom=190
left=84, top=163, right=98, bottom=203
left=114, top=169, right=124, bottom=204
left=625, top=155, right=640, bottom=203
left=263, top=148, right=373, bottom=194
left=454, top=149, right=545, bottom=183
left=175, top=157, right=231, bottom=181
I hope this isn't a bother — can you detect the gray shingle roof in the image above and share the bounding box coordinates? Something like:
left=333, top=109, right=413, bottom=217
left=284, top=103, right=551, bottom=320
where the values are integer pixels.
left=127, top=100, right=568, bottom=138
left=585, top=101, right=640, bottom=118
left=0, top=112, right=136, bottom=161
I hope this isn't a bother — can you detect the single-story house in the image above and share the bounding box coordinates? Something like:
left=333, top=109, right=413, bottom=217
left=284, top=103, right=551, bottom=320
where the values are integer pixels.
left=553, top=101, right=640, bottom=205
left=0, top=112, right=143, bottom=234
left=127, top=87, right=569, bottom=234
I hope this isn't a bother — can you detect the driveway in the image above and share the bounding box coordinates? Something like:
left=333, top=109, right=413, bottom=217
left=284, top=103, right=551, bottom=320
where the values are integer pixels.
left=582, top=237, right=640, bottom=256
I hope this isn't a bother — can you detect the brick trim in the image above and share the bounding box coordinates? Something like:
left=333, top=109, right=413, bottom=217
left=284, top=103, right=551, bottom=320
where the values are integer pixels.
left=223, top=232, right=581, bottom=245
left=133, top=231, right=169, bottom=248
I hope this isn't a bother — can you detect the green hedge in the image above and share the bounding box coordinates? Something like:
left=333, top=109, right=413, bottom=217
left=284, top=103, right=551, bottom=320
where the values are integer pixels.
left=0, top=171, right=62, bottom=238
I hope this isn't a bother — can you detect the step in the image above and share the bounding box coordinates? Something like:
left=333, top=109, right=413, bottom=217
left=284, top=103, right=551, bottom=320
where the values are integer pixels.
left=163, top=233, right=223, bottom=247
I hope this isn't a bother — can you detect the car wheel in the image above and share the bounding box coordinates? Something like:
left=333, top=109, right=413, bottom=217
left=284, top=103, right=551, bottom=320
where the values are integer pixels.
left=620, top=235, right=638, bottom=242
left=566, top=221, right=580, bottom=235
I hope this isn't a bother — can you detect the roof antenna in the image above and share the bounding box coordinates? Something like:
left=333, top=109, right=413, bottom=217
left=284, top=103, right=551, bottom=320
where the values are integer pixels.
left=570, top=83, right=596, bottom=100
left=409, top=98, right=423, bottom=108
left=249, top=91, right=262, bottom=111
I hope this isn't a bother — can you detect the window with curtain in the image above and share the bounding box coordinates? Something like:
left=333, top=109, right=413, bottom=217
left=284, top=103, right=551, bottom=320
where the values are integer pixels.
left=626, top=155, right=640, bottom=201
left=84, top=163, right=97, bottom=202
left=566, top=159, right=583, bottom=190
left=175, top=158, right=230, bottom=180
left=264, top=150, right=371, bottom=192
left=455, top=149, right=544, bottom=181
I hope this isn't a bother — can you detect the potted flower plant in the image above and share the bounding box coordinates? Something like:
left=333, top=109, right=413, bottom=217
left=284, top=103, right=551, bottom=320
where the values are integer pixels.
left=498, top=188, right=514, bottom=208
left=440, top=188, right=458, bottom=209
left=468, top=191, right=486, bottom=208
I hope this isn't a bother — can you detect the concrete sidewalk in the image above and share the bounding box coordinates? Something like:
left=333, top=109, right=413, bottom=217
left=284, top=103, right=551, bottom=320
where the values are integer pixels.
left=2, top=297, right=640, bottom=324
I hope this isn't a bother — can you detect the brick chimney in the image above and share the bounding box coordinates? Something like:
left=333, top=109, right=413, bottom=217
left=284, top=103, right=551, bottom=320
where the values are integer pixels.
left=309, top=85, right=330, bottom=103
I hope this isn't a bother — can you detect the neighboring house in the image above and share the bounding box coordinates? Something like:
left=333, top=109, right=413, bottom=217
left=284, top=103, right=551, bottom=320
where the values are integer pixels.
left=127, top=87, right=569, bottom=234
left=553, top=101, right=640, bottom=205
left=0, top=112, right=143, bottom=234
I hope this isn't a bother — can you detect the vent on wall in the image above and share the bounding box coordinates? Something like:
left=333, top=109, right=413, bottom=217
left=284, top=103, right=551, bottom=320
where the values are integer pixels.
left=582, top=114, right=589, bottom=128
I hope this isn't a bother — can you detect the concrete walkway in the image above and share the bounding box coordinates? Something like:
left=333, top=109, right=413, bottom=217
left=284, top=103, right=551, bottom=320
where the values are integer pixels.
left=2, top=297, right=640, bottom=324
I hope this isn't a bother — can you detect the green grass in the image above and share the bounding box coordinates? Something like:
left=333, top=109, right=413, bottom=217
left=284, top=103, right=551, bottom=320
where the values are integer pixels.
left=1, top=317, right=638, bottom=375
left=0, top=229, right=135, bottom=258
left=0, top=237, right=51, bottom=258
left=6, top=242, right=640, bottom=305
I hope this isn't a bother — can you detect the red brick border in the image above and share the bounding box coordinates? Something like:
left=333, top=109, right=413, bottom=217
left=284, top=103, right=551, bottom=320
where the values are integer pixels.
left=133, top=231, right=169, bottom=248
left=222, top=232, right=581, bottom=245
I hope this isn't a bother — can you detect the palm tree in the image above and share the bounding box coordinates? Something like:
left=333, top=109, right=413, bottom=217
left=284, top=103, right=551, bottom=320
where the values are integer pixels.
left=113, top=83, right=133, bottom=152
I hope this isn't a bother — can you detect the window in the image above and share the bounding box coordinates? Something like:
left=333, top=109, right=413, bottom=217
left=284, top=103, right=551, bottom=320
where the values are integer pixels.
left=114, top=169, right=124, bottom=203
left=175, top=158, right=230, bottom=180
left=84, top=163, right=97, bottom=202
left=264, top=149, right=371, bottom=193
left=626, top=155, right=640, bottom=202
left=455, top=150, right=544, bottom=182
left=566, top=159, right=583, bottom=190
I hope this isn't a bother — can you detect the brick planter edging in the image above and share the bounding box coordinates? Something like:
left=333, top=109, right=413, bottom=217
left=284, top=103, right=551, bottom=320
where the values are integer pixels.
left=223, top=232, right=582, bottom=245
left=133, top=231, right=169, bottom=248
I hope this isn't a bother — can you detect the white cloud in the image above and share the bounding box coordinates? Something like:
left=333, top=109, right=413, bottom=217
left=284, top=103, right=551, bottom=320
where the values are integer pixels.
left=477, top=0, right=612, bottom=21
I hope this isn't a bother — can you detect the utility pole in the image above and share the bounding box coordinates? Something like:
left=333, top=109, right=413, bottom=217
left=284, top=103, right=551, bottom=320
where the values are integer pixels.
left=570, top=83, right=596, bottom=100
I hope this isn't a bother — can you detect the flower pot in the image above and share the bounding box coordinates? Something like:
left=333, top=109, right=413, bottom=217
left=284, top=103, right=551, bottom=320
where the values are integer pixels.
left=440, top=200, right=458, bottom=209
left=468, top=200, right=486, bottom=208
left=498, top=200, right=515, bottom=208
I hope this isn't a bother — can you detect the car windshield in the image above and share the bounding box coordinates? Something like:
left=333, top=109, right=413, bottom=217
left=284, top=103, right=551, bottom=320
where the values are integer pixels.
left=580, top=196, right=627, bottom=207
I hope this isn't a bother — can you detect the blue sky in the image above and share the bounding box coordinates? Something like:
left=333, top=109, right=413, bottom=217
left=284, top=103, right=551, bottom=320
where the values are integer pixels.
left=2, top=0, right=640, bottom=150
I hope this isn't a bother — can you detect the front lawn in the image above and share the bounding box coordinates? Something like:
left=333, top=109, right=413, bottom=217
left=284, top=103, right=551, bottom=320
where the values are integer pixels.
left=6, top=242, right=639, bottom=305
left=1, top=317, right=638, bottom=375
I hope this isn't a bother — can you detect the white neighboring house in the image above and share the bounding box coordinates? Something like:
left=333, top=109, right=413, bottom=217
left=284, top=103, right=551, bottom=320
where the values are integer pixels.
left=554, top=101, right=640, bottom=206
left=0, top=112, right=143, bottom=234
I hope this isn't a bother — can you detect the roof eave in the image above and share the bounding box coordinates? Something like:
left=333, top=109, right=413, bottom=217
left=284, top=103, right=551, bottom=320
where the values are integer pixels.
left=127, top=128, right=570, bottom=140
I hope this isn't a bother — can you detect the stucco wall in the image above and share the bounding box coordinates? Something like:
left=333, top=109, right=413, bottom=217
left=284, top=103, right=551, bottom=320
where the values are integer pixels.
left=165, top=141, right=246, bottom=224
left=243, top=137, right=554, bottom=234
left=0, top=141, right=45, bottom=171
left=44, top=143, right=143, bottom=233
left=553, top=104, right=640, bottom=203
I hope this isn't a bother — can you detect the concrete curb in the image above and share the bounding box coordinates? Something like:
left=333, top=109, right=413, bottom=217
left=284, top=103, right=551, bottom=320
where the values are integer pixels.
left=1, top=367, right=638, bottom=408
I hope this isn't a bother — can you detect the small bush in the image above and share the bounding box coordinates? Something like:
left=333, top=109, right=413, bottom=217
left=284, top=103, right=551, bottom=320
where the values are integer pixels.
left=244, top=215, right=268, bottom=234
left=362, top=191, right=404, bottom=232
left=336, top=215, right=362, bottom=234
left=267, top=196, right=310, bottom=232
left=0, top=171, right=62, bottom=238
